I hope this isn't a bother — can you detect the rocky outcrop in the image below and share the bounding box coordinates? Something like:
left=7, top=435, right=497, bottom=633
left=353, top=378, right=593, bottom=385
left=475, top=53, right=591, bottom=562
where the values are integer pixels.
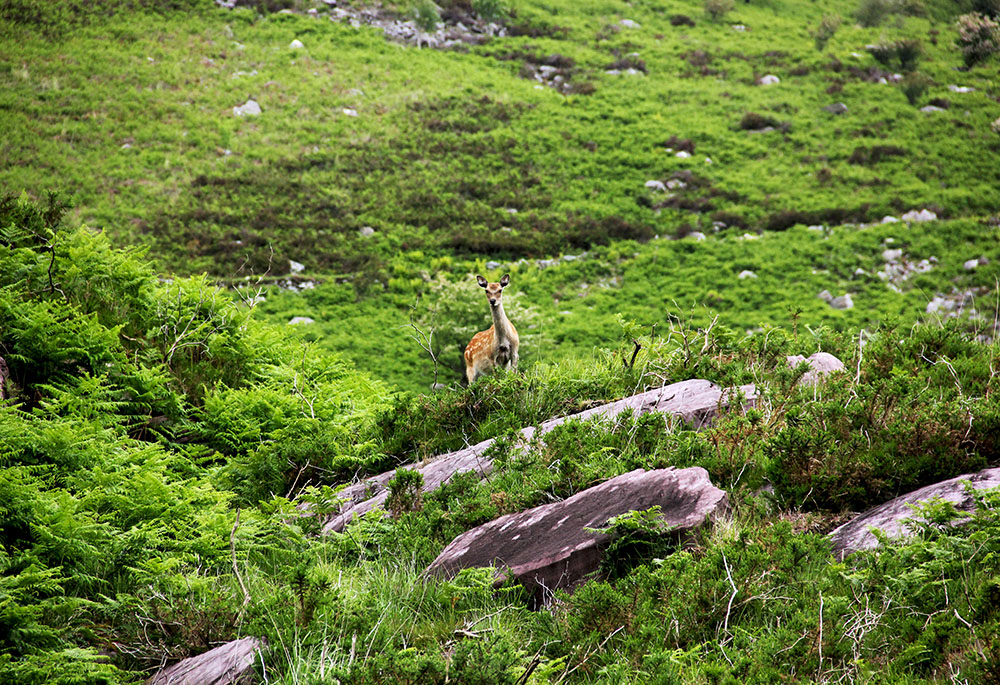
left=787, top=352, right=845, bottom=386
left=828, top=467, right=1000, bottom=560
left=321, top=379, right=756, bottom=533
left=147, top=637, right=263, bottom=685
left=426, top=467, right=727, bottom=599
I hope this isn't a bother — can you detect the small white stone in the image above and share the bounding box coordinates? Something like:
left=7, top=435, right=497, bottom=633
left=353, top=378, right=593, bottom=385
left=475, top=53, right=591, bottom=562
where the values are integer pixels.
left=732, top=24, right=746, bottom=31
left=881, top=215, right=899, bottom=223
left=289, top=39, right=304, bottom=49
left=738, top=270, right=757, bottom=279
left=233, top=99, right=261, bottom=116
left=359, top=226, right=375, bottom=237
left=704, top=157, right=712, bottom=164
left=289, top=260, right=305, bottom=274
left=342, top=108, right=358, bottom=117
left=620, top=19, right=640, bottom=29
left=645, top=180, right=666, bottom=192
left=758, top=74, right=780, bottom=85
left=675, top=150, right=691, bottom=159
left=830, top=293, right=854, bottom=310
left=288, top=317, right=315, bottom=325
left=964, top=258, right=980, bottom=271
left=948, top=85, right=974, bottom=93
left=688, top=232, right=707, bottom=241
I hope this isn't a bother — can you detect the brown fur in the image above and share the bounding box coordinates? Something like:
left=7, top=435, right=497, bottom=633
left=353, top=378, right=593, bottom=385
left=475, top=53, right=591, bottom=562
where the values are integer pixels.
left=464, top=274, right=519, bottom=384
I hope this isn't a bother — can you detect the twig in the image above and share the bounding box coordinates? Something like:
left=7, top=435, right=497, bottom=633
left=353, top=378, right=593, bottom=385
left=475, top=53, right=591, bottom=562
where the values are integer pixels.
left=231, top=508, right=251, bottom=608
left=722, top=552, right=737, bottom=636
left=409, top=305, right=441, bottom=387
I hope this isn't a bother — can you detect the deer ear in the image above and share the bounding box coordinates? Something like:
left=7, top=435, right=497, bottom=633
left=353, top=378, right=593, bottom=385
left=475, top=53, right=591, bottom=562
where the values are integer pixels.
left=477, top=275, right=488, bottom=288
left=499, top=274, right=510, bottom=287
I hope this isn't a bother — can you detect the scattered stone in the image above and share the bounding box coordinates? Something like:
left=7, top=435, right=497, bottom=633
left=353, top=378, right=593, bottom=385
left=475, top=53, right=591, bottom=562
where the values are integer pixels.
left=645, top=180, right=667, bottom=192
left=822, top=102, right=848, bottom=115
left=704, top=157, right=713, bottom=164
left=807, top=225, right=825, bottom=232
left=964, top=258, right=980, bottom=271
left=732, top=24, right=747, bottom=31
left=121, top=143, right=132, bottom=149
left=232, top=99, right=261, bottom=117
left=288, top=317, right=315, bottom=325
left=426, top=467, right=727, bottom=599
left=359, top=226, right=375, bottom=237
left=948, top=85, right=975, bottom=93
left=902, top=208, right=937, bottom=223
left=881, top=215, right=899, bottom=224
left=758, top=74, right=780, bottom=85
left=675, top=150, right=691, bottom=159
left=147, top=637, right=264, bottom=685
left=786, top=352, right=845, bottom=386
left=342, top=108, right=358, bottom=117
left=620, top=19, right=641, bottom=29
left=738, top=270, right=757, bottom=279
left=830, top=293, right=854, bottom=310
left=666, top=179, right=686, bottom=190
left=289, top=260, right=305, bottom=274
left=817, top=290, right=833, bottom=303
left=828, top=467, right=1000, bottom=559
left=854, top=268, right=866, bottom=276
left=920, top=105, right=945, bottom=113
left=688, top=231, right=707, bottom=241
left=321, top=379, right=756, bottom=533
left=882, top=248, right=903, bottom=262
left=289, top=39, right=304, bottom=49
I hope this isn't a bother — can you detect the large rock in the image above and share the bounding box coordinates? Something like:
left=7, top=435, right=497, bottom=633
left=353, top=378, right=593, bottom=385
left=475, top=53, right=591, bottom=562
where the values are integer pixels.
left=828, top=467, right=1000, bottom=560
left=147, top=637, right=263, bottom=685
left=786, top=352, right=845, bottom=386
left=426, top=467, right=727, bottom=598
left=321, top=379, right=756, bottom=533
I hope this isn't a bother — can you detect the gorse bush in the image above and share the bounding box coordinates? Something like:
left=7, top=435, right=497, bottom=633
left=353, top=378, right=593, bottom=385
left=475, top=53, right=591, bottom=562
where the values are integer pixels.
left=814, top=14, right=842, bottom=51
left=956, top=12, right=1000, bottom=65
left=856, top=0, right=897, bottom=26
left=704, top=0, right=734, bottom=22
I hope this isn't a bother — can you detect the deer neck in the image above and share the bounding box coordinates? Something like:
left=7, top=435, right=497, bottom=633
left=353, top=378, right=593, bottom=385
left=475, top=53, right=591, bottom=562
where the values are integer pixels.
left=491, top=303, right=514, bottom=343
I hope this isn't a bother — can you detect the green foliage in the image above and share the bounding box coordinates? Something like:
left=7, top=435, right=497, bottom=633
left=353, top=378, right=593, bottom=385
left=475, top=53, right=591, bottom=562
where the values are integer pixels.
left=414, top=0, right=441, bottom=31
left=472, top=0, right=507, bottom=22
left=901, top=71, right=933, bottom=104
left=868, top=37, right=924, bottom=70
left=387, top=468, right=425, bottom=517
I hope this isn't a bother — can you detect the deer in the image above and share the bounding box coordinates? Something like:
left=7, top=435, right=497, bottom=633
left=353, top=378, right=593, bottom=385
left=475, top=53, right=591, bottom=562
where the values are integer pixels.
left=464, top=274, right=519, bottom=384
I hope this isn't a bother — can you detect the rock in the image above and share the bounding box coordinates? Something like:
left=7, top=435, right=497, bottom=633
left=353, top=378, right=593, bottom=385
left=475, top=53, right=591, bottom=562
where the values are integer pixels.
left=666, top=179, right=686, bottom=190
left=817, top=290, right=833, bottom=302
left=321, top=379, right=756, bottom=533
left=426, top=467, right=727, bottom=598
left=758, top=74, right=780, bottom=85
left=342, top=108, right=358, bottom=117
left=232, top=99, right=261, bottom=117
left=289, top=39, right=304, bottom=49
left=620, top=19, right=640, bottom=28
left=732, top=24, right=747, bottom=31
left=881, top=215, right=899, bottom=224
left=854, top=267, right=867, bottom=276
left=485, top=261, right=501, bottom=270
left=675, top=150, right=691, bottom=159
left=828, top=468, right=1000, bottom=560
left=902, top=209, right=937, bottom=223
left=687, top=231, right=707, bottom=241
left=830, top=293, right=854, bottom=310
left=738, top=270, right=757, bottom=279
left=289, top=260, right=305, bottom=274
left=882, top=248, right=903, bottom=262
left=807, top=225, right=825, bottom=232
left=964, top=258, right=980, bottom=271
left=147, top=637, right=264, bottom=685
left=704, top=157, right=712, bottom=164
left=822, top=102, right=848, bottom=115
left=359, top=226, right=375, bottom=237
left=645, top=180, right=666, bottom=192
left=948, top=84, right=975, bottom=93
left=926, top=296, right=949, bottom=314
left=786, top=352, right=845, bottom=386
left=287, top=317, right=315, bottom=325
left=920, top=105, right=945, bottom=113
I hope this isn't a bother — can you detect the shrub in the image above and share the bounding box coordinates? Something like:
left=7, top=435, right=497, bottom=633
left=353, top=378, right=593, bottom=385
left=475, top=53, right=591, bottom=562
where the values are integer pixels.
left=472, top=0, right=506, bottom=22
left=414, top=0, right=440, bottom=31
left=814, top=15, right=842, bottom=51
left=901, top=72, right=933, bottom=104
left=973, top=0, right=1000, bottom=18
left=386, top=468, right=424, bottom=518
left=867, top=39, right=923, bottom=71
left=704, top=0, right=734, bottom=22
left=671, top=14, right=696, bottom=27
left=739, top=112, right=781, bottom=130
left=956, top=12, right=1000, bottom=66
left=856, top=0, right=896, bottom=27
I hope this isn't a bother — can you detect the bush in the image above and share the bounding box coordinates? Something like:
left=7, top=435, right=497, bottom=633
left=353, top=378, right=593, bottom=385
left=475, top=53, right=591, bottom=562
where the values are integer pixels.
left=867, top=39, right=923, bottom=71
left=901, top=72, right=933, bottom=105
left=856, top=0, right=896, bottom=27
left=472, top=0, right=506, bottom=22
left=704, top=0, right=734, bottom=22
left=956, top=12, right=1000, bottom=66
left=973, top=0, right=1000, bottom=18
left=814, top=14, right=842, bottom=51
left=414, top=0, right=440, bottom=31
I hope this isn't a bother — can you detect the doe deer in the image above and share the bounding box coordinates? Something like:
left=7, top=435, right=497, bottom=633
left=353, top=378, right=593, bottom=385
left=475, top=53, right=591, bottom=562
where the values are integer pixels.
left=464, top=274, right=519, bottom=384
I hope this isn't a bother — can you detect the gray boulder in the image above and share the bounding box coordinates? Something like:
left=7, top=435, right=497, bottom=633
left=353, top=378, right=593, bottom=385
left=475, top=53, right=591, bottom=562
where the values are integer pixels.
left=829, top=468, right=1000, bottom=560
left=147, top=637, right=263, bottom=685
left=321, top=379, right=756, bottom=533
left=426, top=467, right=727, bottom=598
left=823, top=102, right=848, bottom=115
left=786, top=352, right=845, bottom=386
left=830, top=293, right=854, bottom=310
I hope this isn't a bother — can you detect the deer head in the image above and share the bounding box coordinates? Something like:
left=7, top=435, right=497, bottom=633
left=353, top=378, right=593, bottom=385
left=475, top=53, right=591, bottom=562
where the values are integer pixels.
left=477, top=274, right=510, bottom=309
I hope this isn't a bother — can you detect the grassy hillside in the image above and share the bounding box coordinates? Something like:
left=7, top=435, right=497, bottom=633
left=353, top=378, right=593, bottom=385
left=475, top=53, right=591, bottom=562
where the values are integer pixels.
left=3, top=0, right=1000, bottom=682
